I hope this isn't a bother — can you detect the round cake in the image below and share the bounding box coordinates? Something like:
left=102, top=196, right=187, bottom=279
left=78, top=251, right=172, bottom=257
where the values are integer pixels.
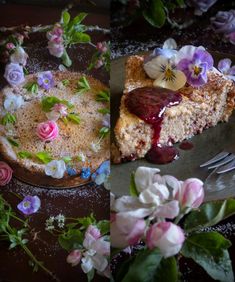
left=0, top=71, right=110, bottom=187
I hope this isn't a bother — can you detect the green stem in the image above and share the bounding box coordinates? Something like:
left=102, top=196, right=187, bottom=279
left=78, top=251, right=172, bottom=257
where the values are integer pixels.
left=10, top=213, right=27, bottom=225
left=61, top=49, right=72, bottom=67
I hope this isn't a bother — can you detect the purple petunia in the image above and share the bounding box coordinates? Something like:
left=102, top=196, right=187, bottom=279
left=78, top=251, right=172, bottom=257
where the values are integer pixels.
left=37, top=71, right=54, bottom=90
left=177, top=49, right=214, bottom=87
left=17, top=195, right=41, bottom=215
left=217, top=58, right=235, bottom=81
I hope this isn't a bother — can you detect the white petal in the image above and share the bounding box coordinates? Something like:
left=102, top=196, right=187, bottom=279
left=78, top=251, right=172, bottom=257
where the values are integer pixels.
left=81, top=256, right=94, bottom=273
left=143, top=56, right=169, bottom=79
left=135, top=167, right=160, bottom=192
left=175, top=45, right=205, bottom=64
left=163, top=38, right=177, bottom=50
left=139, top=189, right=161, bottom=205
left=91, top=254, right=108, bottom=272
left=153, top=70, right=186, bottom=91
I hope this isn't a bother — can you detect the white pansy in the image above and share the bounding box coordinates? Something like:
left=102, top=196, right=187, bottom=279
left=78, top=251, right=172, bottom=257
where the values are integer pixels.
left=10, top=46, right=28, bottom=66
left=134, top=167, right=160, bottom=192
left=45, top=160, right=66, bottom=179
left=162, top=38, right=177, bottom=50
left=90, top=141, right=101, bottom=153
left=4, top=94, right=24, bottom=112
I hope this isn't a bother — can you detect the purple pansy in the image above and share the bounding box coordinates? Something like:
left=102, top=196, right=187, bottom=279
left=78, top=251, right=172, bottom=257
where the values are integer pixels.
left=211, top=10, right=235, bottom=34
left=187, top=0, right=218, bottom=16
left=217, top=58, right=235, bottom=81
left=37, top=71, right=54, bottom=90
left=17, top=195, right=41, bottom=215
left=177, top=49, right=214, bottom=87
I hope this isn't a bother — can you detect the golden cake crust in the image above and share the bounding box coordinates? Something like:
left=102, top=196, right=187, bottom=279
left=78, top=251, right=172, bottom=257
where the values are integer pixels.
left=0, top=71, right=110, bottom=187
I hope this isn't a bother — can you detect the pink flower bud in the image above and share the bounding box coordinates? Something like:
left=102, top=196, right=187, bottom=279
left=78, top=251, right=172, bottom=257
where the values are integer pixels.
left=96, top=42, right=108, bottom=53
left=174, top=178, right=204, bottom=209
left=85, top=225, right=101, bottom=240
left=36, top=120, right=59, bottom=142
left=111, top=213, right=146, bottom=249
left=66, top=250, right=82, bottom=266
left=52, top=103, right=67, bottom=117
left=146, top=222, right=185, bottom=257
left=0, top=161, right=13, bottom=186
left=6, top=43, right=15, bottom=50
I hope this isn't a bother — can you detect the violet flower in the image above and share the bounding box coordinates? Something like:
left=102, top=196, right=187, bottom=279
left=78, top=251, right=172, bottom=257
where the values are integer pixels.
left=187, top=0, right=218, bottom=16
left=211, top=10, right=235, bottom=34
left=217, top=58, right=235, bottom=81
left=37, top=71, right=54, bottom=90
left=177, top=49, right=214, bottom=87
left=17, top=195, right=41, bottom=215
left=4, top=63, right=25, bottom=86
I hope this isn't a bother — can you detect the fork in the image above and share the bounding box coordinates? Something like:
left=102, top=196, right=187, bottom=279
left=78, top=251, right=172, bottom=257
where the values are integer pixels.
left=200, top=151, right=235, bottom=174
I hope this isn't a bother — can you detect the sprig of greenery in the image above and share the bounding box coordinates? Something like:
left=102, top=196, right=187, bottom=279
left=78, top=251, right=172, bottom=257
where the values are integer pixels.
left=35, top=151, right=53, bottom=164
left=67, top=113, right=81, bottom=124
left=24, top=81, right=38, bottom=94
left=88, top=42, right=110, bottom=72
left=1, top=113, right=16, bottom=125
left=75, top=76, right=91, bottom=95
left=98, top=108, right=110, bottom=114
left=7, top=137, right=19, bottom=147
left=96, top=89, right=110, bottom=102
left=62, top=79, right=70, bottom=86
left=41, top=96, right=74, bottom=112
left=99, top=127, right=110, bottom=139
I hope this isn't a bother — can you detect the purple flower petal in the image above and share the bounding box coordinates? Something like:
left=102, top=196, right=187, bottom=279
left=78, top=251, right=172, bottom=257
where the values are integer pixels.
left=193, top=50, right=214, bottom=70
left=228, top=65, right=235, bottom=76
left=37, top=71, right=54, bottom=90
left=17, top=195, right=41, bottom=215
left=218, top=58, right=232, bottom=73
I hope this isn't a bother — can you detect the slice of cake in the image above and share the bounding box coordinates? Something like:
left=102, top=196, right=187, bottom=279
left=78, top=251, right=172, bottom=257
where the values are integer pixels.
left=114, top=55, right=235, bottom=163
left=0, top=71, right=110, bottom=187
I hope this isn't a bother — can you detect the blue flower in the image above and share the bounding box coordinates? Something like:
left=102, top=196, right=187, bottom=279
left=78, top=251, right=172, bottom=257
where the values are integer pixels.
left=91, top=161, right=110, bottom=185
left=17, top=195, right=41, bottom=215
left=67, top=167, right=77, bottom=176
left=81, top=167, right=91, bottom=179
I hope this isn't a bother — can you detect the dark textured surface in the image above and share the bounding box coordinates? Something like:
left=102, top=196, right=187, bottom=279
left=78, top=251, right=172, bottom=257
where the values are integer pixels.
left=0, top=3, right=109, bottom=282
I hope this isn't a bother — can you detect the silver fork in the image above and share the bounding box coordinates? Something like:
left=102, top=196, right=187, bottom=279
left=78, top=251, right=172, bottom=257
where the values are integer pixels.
left=200, top=151, right=235, bottom=174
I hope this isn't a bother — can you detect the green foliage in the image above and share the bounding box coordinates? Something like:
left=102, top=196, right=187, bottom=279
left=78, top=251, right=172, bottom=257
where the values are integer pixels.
left=98, top=108, right=110, bottom=114
left=184, top=199, right=235, bottom=232
left=35, top=151, right=52, bottom=164
left=67, top=113, right=81, bottom=124
left=62, top=156, right=72, bottom=163
left=24, top=82, right=39, bottom=94
left=18, top=151, right=33, bottom=159
left=1, top=113, right=16, bottom=125
left=96, top=89, right=110, bottom=102
left=154, top=256, right=178, bottom=282
left=182, top=232, right=234, bottom=282
left=62, top=79, right=70, bottom=86
left=129, top=172, right=139, bottom=197
left=58, top=229, right=83, bottom=251
left=88, top=42, right=110, bottom=72
left=99, top=127, right=110, bottom=139
left=143, top=0, right=166, bottom=28
left=76, top=76, right=91, bottom=95
left=41, top=96, right=74, bottom=112
left=7, top=137, right=19, bottom=147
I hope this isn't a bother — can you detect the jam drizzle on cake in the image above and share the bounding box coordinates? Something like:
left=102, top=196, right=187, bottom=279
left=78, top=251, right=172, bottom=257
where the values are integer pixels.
left=125, top=86, right=182, bottom=164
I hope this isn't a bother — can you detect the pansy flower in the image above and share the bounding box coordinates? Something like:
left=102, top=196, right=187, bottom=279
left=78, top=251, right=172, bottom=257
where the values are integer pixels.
left=17, top=195, right=41, bottom=215
left=37, top=71, right=54, bottom=90
left=177, top=47, right=214, bottom=87
left=217, top=58, right=235, bottom=81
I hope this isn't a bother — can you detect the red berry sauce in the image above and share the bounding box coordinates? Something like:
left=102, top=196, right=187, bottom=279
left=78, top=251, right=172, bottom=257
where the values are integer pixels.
left=179, top=140, right=194, bottom=150
left=125, top=86, right=182, bottom=164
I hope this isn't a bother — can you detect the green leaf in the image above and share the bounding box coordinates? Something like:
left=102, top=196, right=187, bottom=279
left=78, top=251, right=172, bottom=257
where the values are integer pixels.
left=72, top=32, right=90, bottom=44
left=72, top=12, right=88, bottom=25
left=87, top=268, right=95, bottom=282
left=98, top=108, right=110, bottom=114
left=24, top=82, right=38, bottom=94
left=62, top=156, right=72, bottom=163
left=143, top=0, right=166, bottom=28
left=129, top=172, right=139, bottom=197
left=122, top=248, right=162, bottom=282
left=154, top=257, right=178, bottom=282
left=62, top=79, right=70, bottom=86
left=77, top=214, right=96, bottom=229
left=7, top=138, right=19, bottom=147
left=96, top=89, right=110, bottom=102
left=35, top=151, right=52, bottom=164
left=184, top=199, right=235, bottom=232
left=96, top=220, right=109, bottom=235
left=181, top=232, right=234, bottom=282
left=41, top=96, right=74, bottom=112
left=76, top=76, right=91, bottom=94
left=62, top=11, right=70, bottom=25
left=99, top=127, right=110, bottom=139
left=58, top=229, right=83, bottom=251
left=18, top=151, right=33, bottom=159
left=67, top=113, right=81, bottom=124
left=1, top=113, right=16, bottom=125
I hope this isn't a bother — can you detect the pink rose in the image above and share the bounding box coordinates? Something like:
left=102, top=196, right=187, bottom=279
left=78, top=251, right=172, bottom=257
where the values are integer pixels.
left=111, top=213, right=146, bottom=249
left=146, top=222, right=185, bottom=257
left=174, top=178, right=204, bottom=209
left=85, top=225, right=101, bottom=240
left=36, top=120, right=59, bottom=142
left=0, top=161, right=13, bottom=186
left=66, top=250, right=82, bottom=266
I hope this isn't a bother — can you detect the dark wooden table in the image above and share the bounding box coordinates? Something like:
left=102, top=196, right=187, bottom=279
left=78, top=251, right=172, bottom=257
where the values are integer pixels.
left=0, top=3, right=109, bottom=282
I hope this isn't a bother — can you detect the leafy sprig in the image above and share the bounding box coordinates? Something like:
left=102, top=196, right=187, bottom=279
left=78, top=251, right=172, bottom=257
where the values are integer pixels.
left=18, top=150, right=52, bottom=164
left=75, top=76, right=91, bottom=95
left=99, top=127, right=110, bottom=139
left=24, top=81, right=39, bottom=94
left=41, top=96, right=74, bottom=112
left=1, top=113, right=16, bottom=125
left=96, top=89, right=110, bottom=102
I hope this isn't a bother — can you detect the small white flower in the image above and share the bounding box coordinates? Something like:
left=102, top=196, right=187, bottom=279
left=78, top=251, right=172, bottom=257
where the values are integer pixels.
left=45, top=160, right=66, bottom=179
left=55, top=213, right=65, bottom=228
left=45, top=216, right=55, bottom=231
left=91, top=142, right=101, bottom=153
left=10, top=46, right=28, bottom=66
left=4, top=93, right=24, bottom=112
left=78, top=151, right=86, bottom=162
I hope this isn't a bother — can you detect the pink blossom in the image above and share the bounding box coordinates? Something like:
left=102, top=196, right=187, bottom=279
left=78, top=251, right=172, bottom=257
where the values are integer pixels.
left=52, top=103, right=67, bottom=117
left=146, top=222, right=185, bottom=257
left=174, top=178, right=204, bottom=209
left=66, top=250, right=82, bottom=266
left=96, top=42, right=108, bottom=53
left=36, top=120, right=59, bottom=142
left=48, top=42, right=64, bottom=58
left=0, top=161, right=13, bottom=186
left=155, top=200, right=180, bottom=219
left=47, top=26, right=63, bottom=44
left=111, top=213, right=146, bottom=248
left=6, top=43, right=15, bottom=50
left=85, top=225, right=101, bottom=240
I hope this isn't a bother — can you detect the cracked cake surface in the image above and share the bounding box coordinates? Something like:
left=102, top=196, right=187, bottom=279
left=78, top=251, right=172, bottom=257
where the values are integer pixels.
left=0, top=71, right=110, bottom=187
left=114, top=55, right=235, bottom=161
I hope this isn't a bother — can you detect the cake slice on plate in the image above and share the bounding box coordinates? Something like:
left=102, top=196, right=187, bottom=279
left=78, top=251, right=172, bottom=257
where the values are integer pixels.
left=114, top=54, right=235, bottom=163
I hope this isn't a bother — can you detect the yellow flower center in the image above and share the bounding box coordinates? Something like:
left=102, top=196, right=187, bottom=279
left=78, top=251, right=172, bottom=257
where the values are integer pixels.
left=193, top=65, right=202, bottom=76
left=165, top=68, right=174, bottom=80
left=23, top=201, right=30, bottom=208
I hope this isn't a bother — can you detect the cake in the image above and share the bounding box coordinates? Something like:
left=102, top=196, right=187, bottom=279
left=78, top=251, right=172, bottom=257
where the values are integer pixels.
left=114, top=55, right=235, bottom=163
left=0, top=71, right=110, bottom=187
